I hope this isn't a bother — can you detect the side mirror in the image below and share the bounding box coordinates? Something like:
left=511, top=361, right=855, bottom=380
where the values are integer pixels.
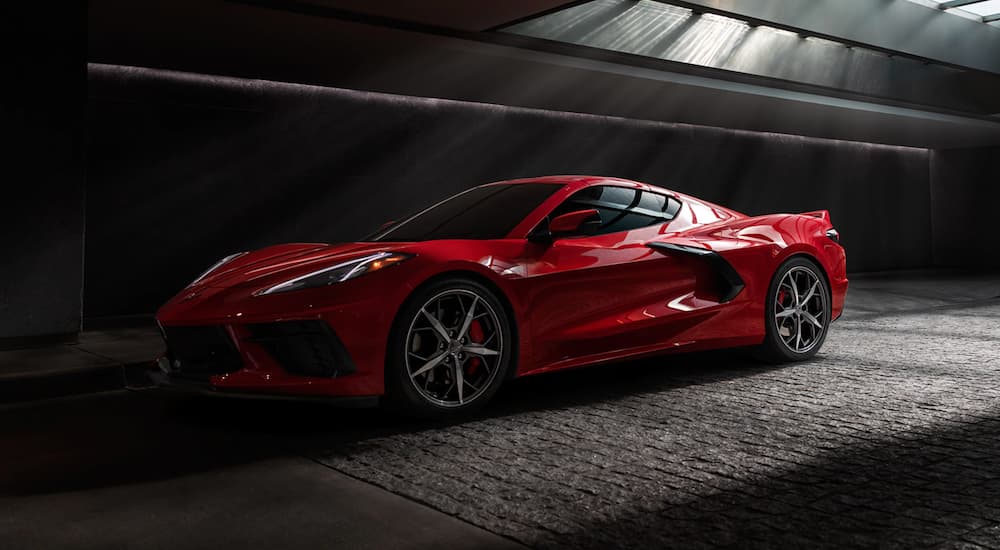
left=550, top=209, right=601, bottom=235
left=529, top=209, right=601, bottom=244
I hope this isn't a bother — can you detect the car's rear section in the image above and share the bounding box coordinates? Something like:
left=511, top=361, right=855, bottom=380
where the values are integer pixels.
left=690, top=207, right=847, bottom=362
left=796, top=209, right=849, bottom=320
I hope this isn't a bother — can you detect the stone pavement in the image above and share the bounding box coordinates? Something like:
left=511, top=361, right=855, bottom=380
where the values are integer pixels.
left=310, top=300, right=1000, bottom=549
left=4, top=273, right=999, bottom=549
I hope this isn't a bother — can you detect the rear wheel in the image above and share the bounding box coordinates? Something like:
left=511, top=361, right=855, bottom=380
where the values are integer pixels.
left=755, top=257, right=831, bottom=363
left=385, top=278, right=513, bottom=418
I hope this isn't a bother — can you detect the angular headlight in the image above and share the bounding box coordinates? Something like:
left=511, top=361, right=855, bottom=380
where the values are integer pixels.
left=188, top=252, right=247, bottom=287
left=258, top=252, right=413, bottom=295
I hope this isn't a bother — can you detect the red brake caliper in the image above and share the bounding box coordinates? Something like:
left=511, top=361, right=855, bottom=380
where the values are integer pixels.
left=467, top=319, right=484, bottom=375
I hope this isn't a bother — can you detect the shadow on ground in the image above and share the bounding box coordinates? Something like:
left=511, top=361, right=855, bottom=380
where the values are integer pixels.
left=0, top=348, right=775, bottom=496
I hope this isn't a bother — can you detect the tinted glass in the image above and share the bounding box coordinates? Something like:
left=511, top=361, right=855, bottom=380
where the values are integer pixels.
left=602, top=211, right=662, bottom=234
left=549, top=186, right=680, bottom=236
left=637, top=191, right=666, bottom=212
left=372, top=183, right=562, bottom=241
left=593, top=186, right=636, bottom=206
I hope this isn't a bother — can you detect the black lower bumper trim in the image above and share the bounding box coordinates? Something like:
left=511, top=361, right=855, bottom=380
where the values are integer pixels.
left=149, top=370, right=379, bottom=408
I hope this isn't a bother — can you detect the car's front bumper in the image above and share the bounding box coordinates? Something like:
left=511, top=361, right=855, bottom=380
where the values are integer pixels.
left=155, top=266, right=421, bottom=398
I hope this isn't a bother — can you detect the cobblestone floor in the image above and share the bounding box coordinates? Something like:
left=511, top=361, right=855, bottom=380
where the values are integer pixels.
left=310, top=301, right=1000, bottom=549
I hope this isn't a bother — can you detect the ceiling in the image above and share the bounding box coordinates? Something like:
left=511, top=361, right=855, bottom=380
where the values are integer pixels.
left=503, top=0, right=1000, bottom=115
left=285, top=0, right=574, bottom=31
left=89, top=0, right=1000, bottom=148
left=667, top=0, right=1000, bottom=76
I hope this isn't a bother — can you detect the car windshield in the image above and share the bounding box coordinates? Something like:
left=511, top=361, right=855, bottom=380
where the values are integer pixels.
left=368, top=183, right=562, bottom=241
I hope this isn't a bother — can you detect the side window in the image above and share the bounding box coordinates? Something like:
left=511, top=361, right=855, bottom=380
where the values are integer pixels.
left=637, top=191, right=681, bottom=218
left=549, top=186, right=680, bottom=236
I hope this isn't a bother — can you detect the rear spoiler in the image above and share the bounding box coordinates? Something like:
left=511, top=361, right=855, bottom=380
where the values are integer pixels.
left=798, top=210, right=830, bottom=223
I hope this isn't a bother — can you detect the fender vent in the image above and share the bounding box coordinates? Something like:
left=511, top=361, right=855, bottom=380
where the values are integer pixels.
left=646, top=242, right=746, bottom=303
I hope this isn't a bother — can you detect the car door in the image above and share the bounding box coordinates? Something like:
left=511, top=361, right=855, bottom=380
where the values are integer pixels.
left=514, top=185, right=703, bottom=371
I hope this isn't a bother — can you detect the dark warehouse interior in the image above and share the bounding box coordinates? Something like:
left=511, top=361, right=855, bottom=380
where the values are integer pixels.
left=2, top=1, right=1000, bottom=548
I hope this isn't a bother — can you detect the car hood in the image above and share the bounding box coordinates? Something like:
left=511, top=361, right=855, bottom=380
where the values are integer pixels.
left=193, top=242, right=412, bottom=290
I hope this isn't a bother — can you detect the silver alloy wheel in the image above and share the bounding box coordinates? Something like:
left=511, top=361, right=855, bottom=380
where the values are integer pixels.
left=404, top=288, right=504, bottom=408
left=773, top=265, right=828, bottom=354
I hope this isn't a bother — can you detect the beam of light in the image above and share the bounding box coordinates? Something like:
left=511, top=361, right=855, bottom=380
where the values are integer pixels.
left=664, top=13, right=749, bottom=67
left=600, top=3, right=690, bottom=53
left=509, top=0, right=633, bottom=42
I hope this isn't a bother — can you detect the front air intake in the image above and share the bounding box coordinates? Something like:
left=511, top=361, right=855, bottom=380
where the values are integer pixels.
left=245, top=320, right=356, bottom=378
left=161, top=325, right=244, bottom=381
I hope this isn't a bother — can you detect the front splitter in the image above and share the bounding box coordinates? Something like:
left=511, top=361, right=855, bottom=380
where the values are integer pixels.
left=148, top=370, right=380, bottom=408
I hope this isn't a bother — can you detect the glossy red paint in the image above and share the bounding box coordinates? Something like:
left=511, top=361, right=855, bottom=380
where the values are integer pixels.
left=156, top=176, right=847, bottom=399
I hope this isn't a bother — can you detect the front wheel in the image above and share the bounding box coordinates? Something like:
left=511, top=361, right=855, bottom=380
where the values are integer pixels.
left=755, top=257, right=831, bottom=363
left=385, top=278, right=514, bottom=418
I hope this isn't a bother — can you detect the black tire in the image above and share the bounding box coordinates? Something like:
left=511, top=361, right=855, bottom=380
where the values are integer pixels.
left=754, top=256, right=832, bottom=363
left=385, top=277, right=515, bottom=418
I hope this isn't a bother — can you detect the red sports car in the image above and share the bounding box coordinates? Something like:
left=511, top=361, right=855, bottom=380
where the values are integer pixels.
left=154, top=175, right=847, bottom=416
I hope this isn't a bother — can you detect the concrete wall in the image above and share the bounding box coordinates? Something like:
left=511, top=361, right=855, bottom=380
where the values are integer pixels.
left=0, top=3, right=85, bottom=343
left=84, top=65, right=932, bottom=319
left=930, top=146, right=1000, bottom=269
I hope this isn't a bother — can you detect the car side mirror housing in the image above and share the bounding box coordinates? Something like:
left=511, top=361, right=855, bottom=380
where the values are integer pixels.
left=527, top=209, right=602, bottom=244
left=550, top=209, right=601, bottom=235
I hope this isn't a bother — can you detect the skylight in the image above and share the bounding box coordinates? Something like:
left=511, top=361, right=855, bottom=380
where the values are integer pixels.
left=910, top=0, right=1000, bottom=25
